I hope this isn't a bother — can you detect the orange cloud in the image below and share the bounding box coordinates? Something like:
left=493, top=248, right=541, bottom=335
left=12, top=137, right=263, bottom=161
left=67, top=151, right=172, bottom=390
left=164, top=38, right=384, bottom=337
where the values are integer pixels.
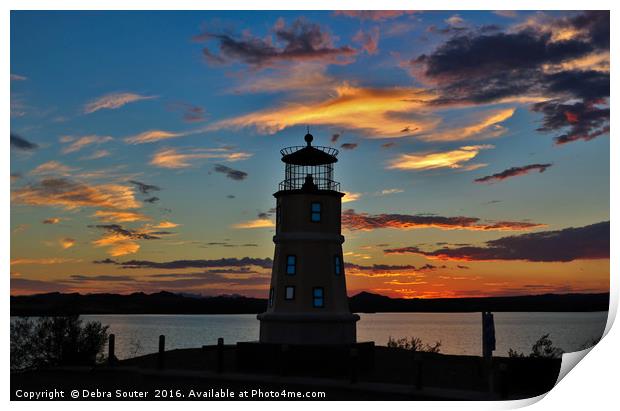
left=42, top=217, right=61, bottom=224
left=150, top=148, right=252, bottom=169
left=210, top=85, right=439, bottom=138
left=342, top=209, right=545, bottom=232
left=30, top=161, right=77, bottom=176
left=81, top=150, right=111, bottom=160
left=60, top=238, right=76, bottom=249
left=232, top=219, right=275, bottom=229
left=387, top=145, right=493, bottom=171
left=62, top=135, right=113, bottom=153
left=93, top=210, right=151, bottom=223
left=153, top=220, right=180, bottom=229
left=93, top=233, right=141, bottom=257
left=11, top=257, right=80, bottom=265
left=420, top=108, right=515, bottom=142
left=84, top=92, right=157, bottom=114
left=124, top=130, right=184, bottom=144
left=342, top=192, right=362, bottom=203
left=12, top=178, right=141, bottom=210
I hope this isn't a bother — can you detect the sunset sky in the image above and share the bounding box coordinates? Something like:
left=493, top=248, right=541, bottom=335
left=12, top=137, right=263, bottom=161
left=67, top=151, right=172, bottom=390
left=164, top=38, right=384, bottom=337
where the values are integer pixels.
left=10, top=10, right=609, bottom=298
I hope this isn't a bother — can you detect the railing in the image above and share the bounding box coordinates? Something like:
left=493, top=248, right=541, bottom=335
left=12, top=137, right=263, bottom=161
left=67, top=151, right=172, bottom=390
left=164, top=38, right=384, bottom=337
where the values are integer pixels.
left=279, top=177, right=341, bottom=192
left=280, top=146, right=339, bottom=157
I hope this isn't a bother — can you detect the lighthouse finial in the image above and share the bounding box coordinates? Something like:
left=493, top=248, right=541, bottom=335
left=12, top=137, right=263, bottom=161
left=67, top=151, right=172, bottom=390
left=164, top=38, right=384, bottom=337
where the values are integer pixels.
left=304, top=126, right=313, bottom=146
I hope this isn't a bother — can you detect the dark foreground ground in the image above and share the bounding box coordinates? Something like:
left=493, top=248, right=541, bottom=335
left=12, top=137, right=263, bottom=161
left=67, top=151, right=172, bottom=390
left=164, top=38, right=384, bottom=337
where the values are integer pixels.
left=11, top=345, right=561, bottom=401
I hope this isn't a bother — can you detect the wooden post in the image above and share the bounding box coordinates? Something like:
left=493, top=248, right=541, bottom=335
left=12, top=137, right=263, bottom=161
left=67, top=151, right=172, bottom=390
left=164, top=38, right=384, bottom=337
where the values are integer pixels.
left=108, top=334, right=115, bottom=366
left=349, top=347, right=359, bottom=384
left=482, top=312, right=496, bottom=359
left=158, top=335, right=165, bottom=370
left=482, top=312, right=496, bottom=393
left=217, top=337, right=224, bottom=374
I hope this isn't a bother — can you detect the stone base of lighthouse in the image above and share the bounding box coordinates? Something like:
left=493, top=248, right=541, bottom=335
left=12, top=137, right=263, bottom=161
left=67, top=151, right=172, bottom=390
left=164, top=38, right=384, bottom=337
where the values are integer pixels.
left=258, top=312, right=360, bottom=345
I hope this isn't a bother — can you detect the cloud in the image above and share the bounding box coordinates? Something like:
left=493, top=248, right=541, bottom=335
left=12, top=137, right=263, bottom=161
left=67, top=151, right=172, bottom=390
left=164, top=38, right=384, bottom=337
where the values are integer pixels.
left=150, top=148, right=252, bottom=169
left=68, top=275, right=136, bottom=282
left=209, top=85, right=439, bottom=137
left=232, top=63, right=338, bottom=95
left=10, top=133, right=38, bottom=151
left=387, top=145, right=493, bottom=171
left=129, top=180, right=161, bottom=194
left=232, top=218, right=275, bottom=229
left=93, top=210, right=151, bottom=223
left=340, top=143, right=358, bottom=150
left=420, top=108, right=515, bottom=142
left=379, top=188, right=404, bottom=196
left=411, top=11, right=609, bottom=145
left=60, top=238, right=76, bottom=249
left=153, top=220, right=179, bottom=229
left=493, top=11, right=518, bottom=18
left=445, top=14, right=465, bottom=26
left=11, top=257, right=80, bottom=266
left=353, top=27, right=380, bottom=54
left=195, top=18, right=357, bottom=68
left=124, top=130, right=184, bottom=144
left=331, top=133, right=341, bottom=143
left=11, top=74, right=27, bottom=81
left=168, top=102, right=207, bottom=123
left=213, top=164, right=248, bottom=181
left=99, top=257, right=273, bottom=270
left=61, top=135, right=113, bottom=154
left=12, top=178, right=140, bottom=210
left=384, top=221, right=609, bottom=262
left=342, top=192, right=362, bottom=203
left=82, top=150, right=111, bottom=160
left=90, top=224, right=160, bottom=257
left=84, top=92, right=157, bottom=114
left=532, top=99, right=609, bottom=145
left=342, top=209, right=545, bottom=231
left=475, top=163, right=553, bottom=183
left=42, top=217, right=61, bottom=224
left=333, top=11, right=415, bottom=21
left=144, top=196, right=160, bottom=204
left=30, top=161, right=77, bottom=176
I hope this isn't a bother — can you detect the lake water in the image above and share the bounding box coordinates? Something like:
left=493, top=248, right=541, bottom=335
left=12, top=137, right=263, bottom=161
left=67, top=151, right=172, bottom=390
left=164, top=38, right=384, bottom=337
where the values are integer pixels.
left=80, top=312, right=608, bottom=360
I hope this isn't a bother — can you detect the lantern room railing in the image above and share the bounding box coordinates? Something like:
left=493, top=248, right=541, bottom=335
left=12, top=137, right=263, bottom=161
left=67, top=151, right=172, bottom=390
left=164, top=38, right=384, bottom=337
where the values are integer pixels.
left=278, top=177, right=341, bottom=191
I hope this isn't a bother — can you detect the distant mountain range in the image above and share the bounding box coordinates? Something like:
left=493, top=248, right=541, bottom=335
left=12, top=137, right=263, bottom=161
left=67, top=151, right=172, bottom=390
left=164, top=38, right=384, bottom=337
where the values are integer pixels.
left=10, top=291, right=609, bottom=316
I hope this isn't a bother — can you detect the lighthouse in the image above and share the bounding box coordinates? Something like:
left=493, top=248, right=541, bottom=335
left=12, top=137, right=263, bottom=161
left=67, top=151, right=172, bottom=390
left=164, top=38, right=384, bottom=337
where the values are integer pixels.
left=257, top=132, right=359, bottom=345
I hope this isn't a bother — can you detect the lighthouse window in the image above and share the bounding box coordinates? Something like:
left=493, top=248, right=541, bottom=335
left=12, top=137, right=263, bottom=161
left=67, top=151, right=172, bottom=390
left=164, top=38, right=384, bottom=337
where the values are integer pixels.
left=285, top=286, right=295, bottom=300
left=313, top=287, right=324, bottom=308
left=311, top=202, right=322, bottom=222
left=286, top=255, right=296, bottom=275
left=334, top=255, right=342, bottom=275
left=268, top=287, right=274, bottom=307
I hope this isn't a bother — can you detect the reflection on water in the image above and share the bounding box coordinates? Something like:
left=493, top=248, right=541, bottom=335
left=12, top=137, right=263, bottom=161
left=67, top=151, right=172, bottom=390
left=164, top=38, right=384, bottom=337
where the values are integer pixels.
left=77, top=312, right=607, bottom=359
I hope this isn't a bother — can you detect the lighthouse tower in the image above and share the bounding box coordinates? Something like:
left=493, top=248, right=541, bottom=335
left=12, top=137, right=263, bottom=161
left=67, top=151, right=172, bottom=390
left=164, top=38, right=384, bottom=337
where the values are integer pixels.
left=258, top=132, right=359, bottom=345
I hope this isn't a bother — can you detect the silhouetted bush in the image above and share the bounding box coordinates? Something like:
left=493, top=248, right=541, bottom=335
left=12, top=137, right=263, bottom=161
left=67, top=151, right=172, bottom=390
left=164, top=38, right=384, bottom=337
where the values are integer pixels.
left=387, top=336, right=442, bottom=353
left=10, top=315, right=109, bottom=371
left=507, top=348, right=525, bottom=358
left=508, top=334, right=564, bottom=359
